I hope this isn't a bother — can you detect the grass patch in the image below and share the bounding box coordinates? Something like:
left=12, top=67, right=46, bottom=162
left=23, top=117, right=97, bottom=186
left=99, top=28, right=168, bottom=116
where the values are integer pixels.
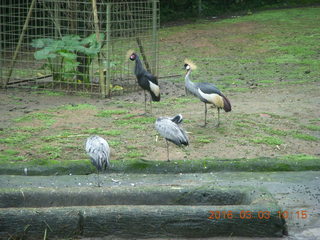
left=0, top=133, right=31, bottom=145
left=130, top=124, right=146, bottom=130
left=95, top=109, right=128, bottom=117
left=116, top=116, right=155, bottom=125
left=41, top=131, right=75, bottom=142
left=58, top=104, right=96, bottom=111
left=195, top=136, right=213, bottom=144
left=39, top=145, right=61, bottom=160
left=125, top=150, right=145, bottom=159
left=234, top=121, right=251, bottom=128
left=263, top=127, right=288, bottom=136
left=83, top=128, right=122, bottom=136
left=14, top=112, right=56, bottom=127
left=109, top=140, right=121, bottom=147
left=14, top=113, right=55, bottom=122
left=280, top=154, right=318, bottom=161
left=15, top=126, right=47, bottom=132
left=303, top=124, right=320, bottom=131
left=250, top=136, right=283, bottom=145
left=0, top=149, right=24, bottom=163
left=40, top=90, right=65, bottom=96
left=291, top=132, right=319, bottom=141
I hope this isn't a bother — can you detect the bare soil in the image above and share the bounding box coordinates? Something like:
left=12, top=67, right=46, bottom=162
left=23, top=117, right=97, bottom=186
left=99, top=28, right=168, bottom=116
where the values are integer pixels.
left=1, top=80, right=319, bottom=162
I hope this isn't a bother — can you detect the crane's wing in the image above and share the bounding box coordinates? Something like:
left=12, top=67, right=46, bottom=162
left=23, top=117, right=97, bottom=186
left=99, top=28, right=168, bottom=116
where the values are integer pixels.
left=155, top=118, right=188, bottom=146
left=141, top=70, right=160, bottom=101
left=85, top=136, right=110, bottom=171
left=196, top=82, right=222, bottom=95
left=143, top=71, right=158, bottom=85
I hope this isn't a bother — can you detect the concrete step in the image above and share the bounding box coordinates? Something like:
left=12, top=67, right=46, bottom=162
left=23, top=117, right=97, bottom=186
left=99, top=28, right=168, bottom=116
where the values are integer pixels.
left=0, top=185, right=287, bottom=239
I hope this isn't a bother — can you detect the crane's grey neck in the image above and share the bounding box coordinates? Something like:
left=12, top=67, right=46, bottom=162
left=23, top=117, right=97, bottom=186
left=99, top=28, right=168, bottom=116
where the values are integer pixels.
left=185, top=70, right=198, bottom=96
left=134, top=55, right=144, bottom=76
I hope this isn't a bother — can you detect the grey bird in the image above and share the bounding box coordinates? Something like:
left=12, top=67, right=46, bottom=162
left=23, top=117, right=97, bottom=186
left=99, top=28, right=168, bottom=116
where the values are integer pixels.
left=85, top=135, right=110, bottom=187
left=127, top=50, right=160, bottom=113
left=184, top=59, right=231, bottom=127
left=155, top=114, right=189, bottom=161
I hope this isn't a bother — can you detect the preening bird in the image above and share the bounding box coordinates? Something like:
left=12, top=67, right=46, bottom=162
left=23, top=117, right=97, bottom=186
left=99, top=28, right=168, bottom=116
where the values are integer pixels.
left=127, top=50, right=160, bottom=113
left=85, top=135, right=110, bottom=187
left=184, top=59, right=231, bottom=127
left=155, top=114, right=189, bottom=161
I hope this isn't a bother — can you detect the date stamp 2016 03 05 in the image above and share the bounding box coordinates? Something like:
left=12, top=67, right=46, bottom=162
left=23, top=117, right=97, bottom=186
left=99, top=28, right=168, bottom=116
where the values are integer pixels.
left=208, top=210, right=308, bottom=220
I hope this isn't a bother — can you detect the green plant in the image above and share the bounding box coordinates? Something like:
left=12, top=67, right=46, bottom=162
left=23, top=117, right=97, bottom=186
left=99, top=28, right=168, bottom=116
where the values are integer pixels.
left=303, top=125, right=320, bottom=131
left=291, top=132, right=318, bottom=141
left=83, top=128, right=123, bottom=136
left=95, top=109, right=128, bottom=117
left=250, top=136, right=283, bottom=145
left=31, top=34, right=104, bottom=83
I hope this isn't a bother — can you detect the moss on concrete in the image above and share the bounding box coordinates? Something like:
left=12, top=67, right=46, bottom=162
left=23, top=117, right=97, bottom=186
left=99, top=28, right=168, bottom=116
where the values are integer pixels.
left=0, top=154, right=319, bottom=176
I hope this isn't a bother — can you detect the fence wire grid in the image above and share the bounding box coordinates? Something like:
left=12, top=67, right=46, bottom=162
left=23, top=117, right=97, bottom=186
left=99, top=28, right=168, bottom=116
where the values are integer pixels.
left=0, top=0, right=159, bottom=96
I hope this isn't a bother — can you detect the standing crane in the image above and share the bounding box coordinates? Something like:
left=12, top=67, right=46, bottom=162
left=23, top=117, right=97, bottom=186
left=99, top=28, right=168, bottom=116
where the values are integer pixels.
left=127, top=50, right=160, bottom=113
left=184, top=59, right=231, bottom=127
left=155, top=114, right=189, bottom=161
left=85, top=135, right=110, bottom=187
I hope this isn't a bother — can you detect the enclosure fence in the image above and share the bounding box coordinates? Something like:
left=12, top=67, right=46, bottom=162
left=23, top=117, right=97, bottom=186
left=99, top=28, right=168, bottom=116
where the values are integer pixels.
left=0, top=0, right=159, bottom=97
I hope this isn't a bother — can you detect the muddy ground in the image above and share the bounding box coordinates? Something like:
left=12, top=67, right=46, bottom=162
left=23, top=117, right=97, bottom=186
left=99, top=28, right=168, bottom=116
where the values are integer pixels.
left=1, top=80, right=319, bottom=162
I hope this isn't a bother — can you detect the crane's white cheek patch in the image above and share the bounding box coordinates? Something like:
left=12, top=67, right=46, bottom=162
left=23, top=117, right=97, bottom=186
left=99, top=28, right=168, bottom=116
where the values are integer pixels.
left=149, top=81, right=160, bottom=97
left=198, top=89, right=223, bottom=107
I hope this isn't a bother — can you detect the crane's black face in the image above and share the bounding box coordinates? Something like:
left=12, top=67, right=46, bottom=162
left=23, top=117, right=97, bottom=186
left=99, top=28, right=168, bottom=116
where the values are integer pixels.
left=184, top=64, right=190, bottom=71
left=129, top=53, right=136, bottom=61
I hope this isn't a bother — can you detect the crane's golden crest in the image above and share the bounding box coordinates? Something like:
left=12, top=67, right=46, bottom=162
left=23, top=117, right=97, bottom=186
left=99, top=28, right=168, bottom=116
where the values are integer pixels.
left=126, top=49, right=135, bottom=60
left=184, top=59, right=197, bottom=70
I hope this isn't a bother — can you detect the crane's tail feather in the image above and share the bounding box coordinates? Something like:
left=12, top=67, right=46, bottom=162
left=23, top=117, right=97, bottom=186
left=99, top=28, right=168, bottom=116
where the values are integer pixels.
left=222, top=95, right=232, bottom=112
left=150, top=91, right=160, bottom=101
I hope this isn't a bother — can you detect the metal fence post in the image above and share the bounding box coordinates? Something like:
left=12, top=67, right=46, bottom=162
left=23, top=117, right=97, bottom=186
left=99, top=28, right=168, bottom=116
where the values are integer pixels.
left=0, top=12, right=2, bottom=87
left=105, top=3, right=111, bottom=96
left=152, top=0, right=158, bottom=76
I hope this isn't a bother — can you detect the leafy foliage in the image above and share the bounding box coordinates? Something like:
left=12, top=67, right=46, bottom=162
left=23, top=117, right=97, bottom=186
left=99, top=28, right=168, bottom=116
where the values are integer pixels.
left=31, top=34, right=104, bottom=82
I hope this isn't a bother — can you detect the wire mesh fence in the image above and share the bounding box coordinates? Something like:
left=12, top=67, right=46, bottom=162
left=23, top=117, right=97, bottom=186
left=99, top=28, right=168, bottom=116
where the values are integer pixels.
left=0, top=0, right=159, bottom=96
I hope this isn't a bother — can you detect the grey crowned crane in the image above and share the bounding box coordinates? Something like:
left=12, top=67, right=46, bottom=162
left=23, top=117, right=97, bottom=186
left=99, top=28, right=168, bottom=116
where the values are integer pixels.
left=155, top=114, right=189, bottom=161
left=184, top=59, right=231, bottom=127
left=127, top=50, right=160, bottom=113
left=85, top=135, right=110, bottom=187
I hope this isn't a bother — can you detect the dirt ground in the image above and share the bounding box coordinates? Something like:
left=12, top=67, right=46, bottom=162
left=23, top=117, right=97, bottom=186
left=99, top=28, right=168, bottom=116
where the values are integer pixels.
left=1, top=80, right=319, bottom=162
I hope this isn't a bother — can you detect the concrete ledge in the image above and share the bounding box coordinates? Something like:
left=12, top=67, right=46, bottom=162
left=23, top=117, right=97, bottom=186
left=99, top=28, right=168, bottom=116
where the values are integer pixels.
left=1, top=156, right=319, bottom=176
left=0, top=185, right=251, bottom=208
left=0, top=185, right=287, bottom=238
left=0, top=205, right=286, bottom=239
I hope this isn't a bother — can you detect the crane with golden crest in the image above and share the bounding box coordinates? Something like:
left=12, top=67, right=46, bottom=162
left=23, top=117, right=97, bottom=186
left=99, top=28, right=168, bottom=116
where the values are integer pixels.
left=184, top=59, right=231, bottom=126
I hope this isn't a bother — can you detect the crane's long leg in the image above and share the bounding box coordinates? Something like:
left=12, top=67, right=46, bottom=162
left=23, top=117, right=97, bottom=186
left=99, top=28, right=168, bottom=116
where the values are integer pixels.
left=144, top=90, right=147, bottom=113
left=217, top=108, right=220, bottom=127
left=203, top=103, right=207, bottom=127
left=150, top=95, right=153, bottom=113
left=97, top=170, right=101, bottom=187
left=166, top=140, right=170, bottom=162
